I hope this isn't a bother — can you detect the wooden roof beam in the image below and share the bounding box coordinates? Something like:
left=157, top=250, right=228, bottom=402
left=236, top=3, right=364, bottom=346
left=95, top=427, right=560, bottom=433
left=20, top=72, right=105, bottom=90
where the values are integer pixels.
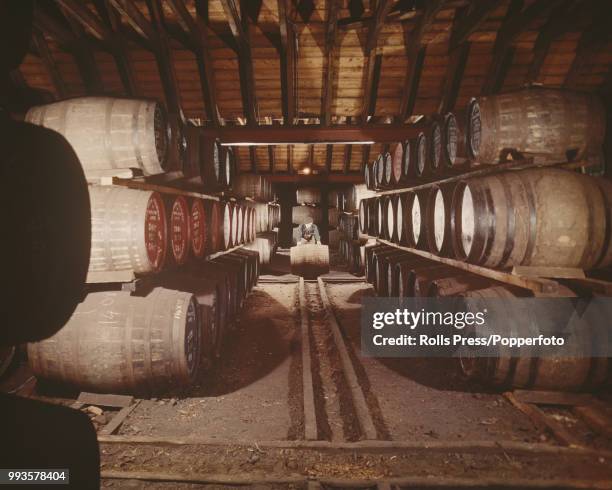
left=448, top=0, right=497, bottom=51
left=439, top=7, right=471, bottom=114
left=398, top=0, right=445, bottom=122
left=325, top=144, right=333, bottom=172
left=221, top=0, right=259, bottom=126
left=107, top=0, right=155, bottom=47
left=31, top=30, right=67, bottom=98
left=278, top=0, right=297, bottom=125
left=167, top=0, right=221, bottom=127
left=56, top=0, right=111, bottom=42
left=33, top=8, right=75, bottom=47
left=321, top=0, right=340, bottom=126
left=360, top=0, right=394, bottom=124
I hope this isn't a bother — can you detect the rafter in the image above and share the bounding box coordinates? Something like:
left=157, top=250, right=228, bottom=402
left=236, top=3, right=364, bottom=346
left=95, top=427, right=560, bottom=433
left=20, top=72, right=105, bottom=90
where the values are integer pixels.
left=439, top=7, right=471, bottom=114
left=31, top=30, right=67, bottom=98
left=56, top=0, right=111, bottom=42
left=166, top=0, right=221, bottom=127
left=325, top=144, right=333, bottom=172
left=221, top=0, right=258, bottom=125
left=269, top=145, right=275, bottom=173
left=448, top=0, right=497, bottom=51
left=107, top=0, right=155, bottom=46
left=360, top=0, right=394, bottom=124
left=399, top=0, right=445, bottom=122
left=278, top=0, right=297, bottom=125
left=321, top=0, right=340, bottom=126
left=483, top=0, right=564, bottom=94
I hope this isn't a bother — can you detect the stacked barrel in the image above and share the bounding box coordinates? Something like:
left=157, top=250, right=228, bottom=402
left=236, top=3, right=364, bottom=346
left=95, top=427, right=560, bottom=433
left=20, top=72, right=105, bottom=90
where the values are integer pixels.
left=364, top=88, right=606, bottom=192
left=358, top=88, right=611, bottom=393
left=22, top=96, right=270, bottom=396
left=292, top=187, right=339, bottom=245
left=243, top=201, right=280, bottom=266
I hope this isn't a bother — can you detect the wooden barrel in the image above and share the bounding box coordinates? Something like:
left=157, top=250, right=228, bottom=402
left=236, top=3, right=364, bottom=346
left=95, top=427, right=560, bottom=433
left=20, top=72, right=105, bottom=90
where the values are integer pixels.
left=406, top=132, right=427, bottom=179
left=290, top=244, right=330, bottom=279
left=254, top=203, right=269, bottom=232
left=372, top=250, right=407, bottom=295
left=472, top=89, right=606, bottom=164
left=459, top=286, right=609, bottom=391
left=232, top=249, right=260, bottom=290
left=2, top=117, right=90, bottom=344
left=195, top=261, right=233, bottom=348
left=377, top=195, right=390, bottom=239
left=412, top=265, right=464, bottom=297
left=441, top=112, right=458, bottom=168
left=386, top=194, right=401, bottom=243
left=397, top=192, right=416, bottom=246
left=364, top=160, right=376, bottom=190
left=381, top=152, right=394, bottom=188
left=244, top=232, right=277, bottom=265
left=345, top=183, right=376, bottom=213
left=297, top=187, right=322, bottom=204
left=205, top=200, right=222, bottom=254
left=329, top=207, right=339, bottom=228
left=328, top=229, right=341, bottom=249
left=385, top=253, right=422, bottom=296
left=211, top=254, right=248, bottom=306
left=220, top=202, right=234, bottom=250
left=395, top=259, right=440, bottom=297
left=168, top=195, right=191, bottom=265
left=28, top=288, right=201, bottom=395
left=292, top=205, right=322, bottom=225
left=455, top=98, right=481, bottom=161
left=373, top=154, right=384, bottom=189
left=427, top=119, right=443, bottom=173
left=235, top=204, right=244, bottom=245
left=233, top=174, right=272, bottom=202
left=364, top=243, right=390, bottom=283
left=358, top=198, right=369, bottom=234
left=390, top=142, right=407, bottom=186
left=89, top=186, right=167, bottom=274
left=249, top=207, right=257, bottom=242
left=450, top=168, right=609, bottom=269
left=190, top=199, right=207, bottom=259
left=25, top=97, right=169, bottom=176
left=425, top=183, right=456, bottom=257
left=409, top=190, right=428, bottom=249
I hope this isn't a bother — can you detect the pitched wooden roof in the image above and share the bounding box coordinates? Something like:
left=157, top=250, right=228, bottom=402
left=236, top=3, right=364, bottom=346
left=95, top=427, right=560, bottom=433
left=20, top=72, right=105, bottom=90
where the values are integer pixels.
left=17, top=0, right=612, bottom=176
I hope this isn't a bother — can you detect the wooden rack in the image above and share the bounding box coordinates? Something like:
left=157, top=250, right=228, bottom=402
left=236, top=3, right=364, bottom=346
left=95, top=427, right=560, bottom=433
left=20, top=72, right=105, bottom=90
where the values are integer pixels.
left=374, top=158, right=592, bottom=196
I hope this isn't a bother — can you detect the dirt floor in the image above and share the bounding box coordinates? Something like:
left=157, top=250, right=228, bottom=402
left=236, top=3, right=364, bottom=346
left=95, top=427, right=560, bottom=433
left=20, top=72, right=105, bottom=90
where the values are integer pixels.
left=94, top=266, right=612, bottom=487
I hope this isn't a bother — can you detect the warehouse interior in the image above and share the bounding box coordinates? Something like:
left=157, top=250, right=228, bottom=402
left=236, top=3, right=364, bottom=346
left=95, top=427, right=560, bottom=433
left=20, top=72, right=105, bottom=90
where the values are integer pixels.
left=2, top=0, right=612, bottom=488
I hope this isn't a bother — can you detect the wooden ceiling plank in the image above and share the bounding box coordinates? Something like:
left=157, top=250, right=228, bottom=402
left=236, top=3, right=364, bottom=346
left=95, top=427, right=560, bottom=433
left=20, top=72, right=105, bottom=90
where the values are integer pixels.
left=278, top=0, right=297, bottom=125
left=108, top=0, right=155, bottom=44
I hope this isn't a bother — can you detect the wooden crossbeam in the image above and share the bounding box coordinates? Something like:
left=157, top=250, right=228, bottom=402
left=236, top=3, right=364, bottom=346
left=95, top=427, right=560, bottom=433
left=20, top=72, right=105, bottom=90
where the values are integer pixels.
left=201, top=123, right=429, bottom=144
left=167, top=0, right=220, bottom=126
left=321, top=0, right=340, bottom=126
left=278, top=0, right=297, bottom=125
left=398, top=0, right=445, bottom=122
left=221, top=0, right=258, bottom=125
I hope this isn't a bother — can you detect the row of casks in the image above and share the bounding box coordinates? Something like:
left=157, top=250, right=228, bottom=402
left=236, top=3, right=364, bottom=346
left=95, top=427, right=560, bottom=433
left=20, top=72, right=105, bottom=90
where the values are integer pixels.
left=89, top=186, right=258, bottom=275
left=359, top=168, right=612, bottom=270
left=339, top=239, right=367, bottom=275
left=244, top=231, right=279, bottom=265
left=28, top=249, right=260, bottom=396
left=25, top=96, right=235, bottom=190
left=254, top=202, right=280, bottom=233
left=363, top=243, right=609, bottom=392
left=364, top=89, right=605, bottom=191
left=232, top=174, right=274, bottom=202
